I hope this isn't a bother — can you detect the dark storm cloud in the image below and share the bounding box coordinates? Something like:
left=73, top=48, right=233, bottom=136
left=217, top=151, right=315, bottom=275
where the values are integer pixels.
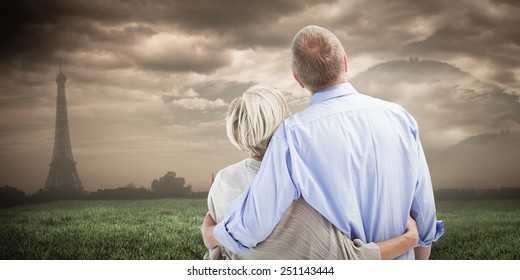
left=162, top=0, right=337, bottom=48
left=0, top=0, right=336, bottom=76
left=3, top=0, right=518, bottom=78
left=329, top=0, right=519, bottom=54
left=400, top=1, right=520, bottom=89
left=164, top=0, right=334, bottom=30
left=403, top=16, right=520, bottom=66
left=330, top=0, right=445, bottom=54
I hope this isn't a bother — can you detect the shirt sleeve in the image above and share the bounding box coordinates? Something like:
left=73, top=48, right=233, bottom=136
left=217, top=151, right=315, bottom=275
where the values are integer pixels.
left=410, top=136, right=444, bottom=246
left=214, top=132, right=300, bottom=254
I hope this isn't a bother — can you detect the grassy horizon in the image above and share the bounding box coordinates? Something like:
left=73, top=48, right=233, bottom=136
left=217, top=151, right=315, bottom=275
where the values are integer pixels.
left=1, top=198, right=519, bottom=260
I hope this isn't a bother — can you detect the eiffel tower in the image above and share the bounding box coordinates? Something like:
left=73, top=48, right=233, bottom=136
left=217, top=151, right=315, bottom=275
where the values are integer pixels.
left=44, top=62, right=84, bottom=190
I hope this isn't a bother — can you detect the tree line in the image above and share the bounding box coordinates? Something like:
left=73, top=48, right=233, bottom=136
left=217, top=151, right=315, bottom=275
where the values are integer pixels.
left=0, top=171, right=208, bottom=208
left=433, top=188, right=520, bottom=200
left=3, top=170, right=520, bottom=208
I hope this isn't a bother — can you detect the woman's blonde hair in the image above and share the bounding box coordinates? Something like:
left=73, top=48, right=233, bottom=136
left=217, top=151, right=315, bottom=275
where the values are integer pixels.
left=226, top=85, right=291, bottom=158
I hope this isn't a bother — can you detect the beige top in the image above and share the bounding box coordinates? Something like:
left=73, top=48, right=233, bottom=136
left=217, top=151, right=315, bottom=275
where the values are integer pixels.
left=205, top=158, right=381, bottom=260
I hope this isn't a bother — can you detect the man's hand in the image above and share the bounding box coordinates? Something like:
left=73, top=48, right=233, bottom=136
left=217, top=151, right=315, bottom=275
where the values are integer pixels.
left=200, top=212, right=220, bottom=249
left=405, top=216, right=419, bottom=247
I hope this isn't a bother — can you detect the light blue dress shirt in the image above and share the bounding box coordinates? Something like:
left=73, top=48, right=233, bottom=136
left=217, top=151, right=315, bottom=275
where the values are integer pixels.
left=214, top=83, right=444, bottom=259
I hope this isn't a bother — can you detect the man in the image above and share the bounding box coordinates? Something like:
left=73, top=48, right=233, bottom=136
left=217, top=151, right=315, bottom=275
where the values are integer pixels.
left=202, top=25, right=443, bottom=259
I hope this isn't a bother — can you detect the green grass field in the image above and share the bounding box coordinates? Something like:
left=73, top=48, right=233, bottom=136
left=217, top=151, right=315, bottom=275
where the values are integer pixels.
left=0, top=199, right=207, bottom=259
left=431, top=200, right=520, bottom=259
left=1, top=199, right=519, bottom=259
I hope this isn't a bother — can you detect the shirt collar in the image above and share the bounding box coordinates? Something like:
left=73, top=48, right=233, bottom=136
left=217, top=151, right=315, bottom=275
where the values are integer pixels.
left=309, top=82, right=358, bottom=106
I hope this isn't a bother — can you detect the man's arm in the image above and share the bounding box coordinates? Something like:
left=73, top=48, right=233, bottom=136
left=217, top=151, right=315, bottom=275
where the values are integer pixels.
left=409, top=133, right=444, bottom=253
left=204, top=211, right=420, bottom=260
left=376, top=216, right=419, bottom=260
left=213, top=131, right=300, bottom=254
left=414, top=246, right=431, bottom=260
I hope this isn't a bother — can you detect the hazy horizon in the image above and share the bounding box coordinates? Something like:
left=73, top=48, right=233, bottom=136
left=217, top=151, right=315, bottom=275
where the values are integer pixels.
left=1, top=0, right=519, bottom=194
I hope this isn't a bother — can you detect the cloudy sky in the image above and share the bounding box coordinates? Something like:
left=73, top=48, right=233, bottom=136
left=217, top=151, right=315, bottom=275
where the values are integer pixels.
left=1, top=0, right=519, bottom=194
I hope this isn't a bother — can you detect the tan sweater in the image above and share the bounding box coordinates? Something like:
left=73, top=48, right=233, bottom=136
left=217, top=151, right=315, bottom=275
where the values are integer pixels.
left=205, top=158, right=380, bottom=260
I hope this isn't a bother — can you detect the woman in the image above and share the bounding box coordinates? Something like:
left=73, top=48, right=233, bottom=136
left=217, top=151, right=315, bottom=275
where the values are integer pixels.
left=204, top=85, right=418, bottom=260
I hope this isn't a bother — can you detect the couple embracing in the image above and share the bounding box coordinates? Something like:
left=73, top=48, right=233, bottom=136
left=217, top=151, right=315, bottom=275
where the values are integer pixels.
left=201, top=25, right=443, bottom=260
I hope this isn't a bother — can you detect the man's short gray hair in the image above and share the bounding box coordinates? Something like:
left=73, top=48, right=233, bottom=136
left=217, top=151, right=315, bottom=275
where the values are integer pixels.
left=226, top=85, right=291, bottom=158
left=291, top=25, right=346, bottom=93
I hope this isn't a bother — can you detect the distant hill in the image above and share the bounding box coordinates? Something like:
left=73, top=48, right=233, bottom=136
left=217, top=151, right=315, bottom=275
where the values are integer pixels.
left=352, top=58, right=466, bottom=86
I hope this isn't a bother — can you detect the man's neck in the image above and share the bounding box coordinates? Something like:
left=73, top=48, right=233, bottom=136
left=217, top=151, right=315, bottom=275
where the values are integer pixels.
left=310, top=78, right=346, bottom=95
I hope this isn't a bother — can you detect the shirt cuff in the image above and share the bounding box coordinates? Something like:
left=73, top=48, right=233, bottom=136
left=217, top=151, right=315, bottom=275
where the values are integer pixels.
left=214, top=221, right=251, bottom=254
left=433, top=220, right=445, bottom=241
left=417, top=220, right=445, bottom=247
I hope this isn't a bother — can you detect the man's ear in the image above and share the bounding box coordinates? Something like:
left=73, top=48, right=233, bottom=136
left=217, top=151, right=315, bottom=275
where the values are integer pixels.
left=344, top=55, right=348, bottom=73
left=293, top=74, right=304, bottom=88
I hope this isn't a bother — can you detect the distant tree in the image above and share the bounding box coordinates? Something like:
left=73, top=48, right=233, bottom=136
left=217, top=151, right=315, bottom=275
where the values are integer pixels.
left=90, top=183, right=151, bottom=200
left=124, top=182, right=138, bottom=189
left=151, top=171, right=192, bottom=197
left=28, top=185, right=88, bottom=203
left=0, top=185, right=27, bottom=208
